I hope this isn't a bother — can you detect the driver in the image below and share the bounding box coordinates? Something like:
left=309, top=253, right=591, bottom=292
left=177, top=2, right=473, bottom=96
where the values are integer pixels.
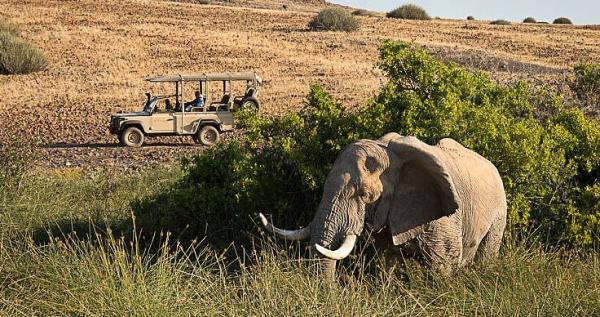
left=184, top=91, right=205, bottom=112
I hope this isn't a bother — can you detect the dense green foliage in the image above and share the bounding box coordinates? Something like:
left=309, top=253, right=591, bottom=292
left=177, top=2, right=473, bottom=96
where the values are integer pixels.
left=135, top=41, right=599, bottom=249
left=308, top=8, right=359, bottom=32
left=553, top=17, right=573, bottom=24
left=368, top=42, right=599, bottom=247
left=523, top=17, right=537, bottom=23
left=572, top=63, right=600, bottom=113
left=0, top=21, right=47, bottom=75
left=386, top=4, right=431, bottom=20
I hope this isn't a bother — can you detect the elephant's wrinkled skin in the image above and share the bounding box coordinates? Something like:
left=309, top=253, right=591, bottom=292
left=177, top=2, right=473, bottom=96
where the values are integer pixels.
left=260, top=133, right=507, bottom=277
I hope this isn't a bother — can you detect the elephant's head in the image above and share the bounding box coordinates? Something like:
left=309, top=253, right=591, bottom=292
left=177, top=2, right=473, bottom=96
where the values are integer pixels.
left=259, top=133, right=461, bottom=278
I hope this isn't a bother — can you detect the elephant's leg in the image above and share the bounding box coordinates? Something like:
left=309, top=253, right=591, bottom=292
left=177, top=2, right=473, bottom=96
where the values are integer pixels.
left=418, top=218, right=463, bottom=276
left=475, top=211, right=506, bottom=263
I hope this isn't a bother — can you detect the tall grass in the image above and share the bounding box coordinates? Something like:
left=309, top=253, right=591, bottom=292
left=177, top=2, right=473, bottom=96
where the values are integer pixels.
left=0, top=168, right=598, bottom=315
left=1, top=228, right=598, bottom=315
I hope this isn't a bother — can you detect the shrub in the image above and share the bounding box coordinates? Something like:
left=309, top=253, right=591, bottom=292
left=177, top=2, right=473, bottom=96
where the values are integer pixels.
left=134, top=42, right=600, bottom=249
left=553, top=17, right=573, bottom=25
left=386, top=4, right=431, bottom=20
left=490, top=19, right=511, bottom=25
left=523, top=17, right=537, bottom=23
left=0, top=31, right=48, bottom=75
left=308, top=8, right=359, bottom=32
left=352, top=9, right=381, bottom=17
left=467, top=16, right=475, bottom=21
left=572, top=63, right=600, bottom=113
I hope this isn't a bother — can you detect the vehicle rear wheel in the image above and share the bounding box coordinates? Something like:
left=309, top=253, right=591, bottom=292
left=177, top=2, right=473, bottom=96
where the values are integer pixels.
left=119, top=127, right=145, bottom=147
left=194, top=125, right=220, bottom=146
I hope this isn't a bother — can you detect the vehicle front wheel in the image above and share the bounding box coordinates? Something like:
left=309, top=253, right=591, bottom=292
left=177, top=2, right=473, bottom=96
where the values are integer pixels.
left=119, top=127, right=145, bottom=147
left=194, top=125, right=220, bottom=146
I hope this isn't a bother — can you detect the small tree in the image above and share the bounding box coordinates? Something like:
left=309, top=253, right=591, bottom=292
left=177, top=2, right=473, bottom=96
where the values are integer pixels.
left=553, top=17, right=573, bottom=24
left=309, top=8, right=359, bottom=32
left=386, top=4, right=431, bottom=20
left=467, top=16, right=475, bottom=21
left=523, top=17, right=537, bottom=23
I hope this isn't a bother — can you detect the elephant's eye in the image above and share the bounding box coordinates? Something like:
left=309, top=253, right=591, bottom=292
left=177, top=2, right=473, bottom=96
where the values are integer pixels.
left=364, top=156, right=380, bottom=174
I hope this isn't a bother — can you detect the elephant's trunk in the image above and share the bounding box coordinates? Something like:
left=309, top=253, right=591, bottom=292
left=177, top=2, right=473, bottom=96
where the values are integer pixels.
left=313, top=257, right=337, bottom=280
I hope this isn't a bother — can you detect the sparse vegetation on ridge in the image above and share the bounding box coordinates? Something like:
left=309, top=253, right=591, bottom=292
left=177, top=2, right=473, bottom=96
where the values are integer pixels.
left=490, top=19, right=511, bottom=25
left=554, top=17, right=573, bottom=24
left=309, top=8, right=359, bottom=32
left=352, top=9, right=382, bottom=17
left=386, top=4, right=431, bottom=20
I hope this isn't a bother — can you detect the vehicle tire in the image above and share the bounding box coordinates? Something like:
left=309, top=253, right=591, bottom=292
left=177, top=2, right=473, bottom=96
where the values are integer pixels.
left=194, top=125, right=220, bottom=146
left=240, top=98, right=259, bottom=112
left=119, top=127, right=145, bottom=147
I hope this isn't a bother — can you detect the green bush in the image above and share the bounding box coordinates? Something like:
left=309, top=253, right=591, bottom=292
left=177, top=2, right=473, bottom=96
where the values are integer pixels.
left=308, top=8, right=359, bottom=32
left=523, top=17, right=537, bottom=23
left=467, top=16, right=475, bottom=21
left=491, top=19, right=511, bottom=25
left=572, top=63, right=600, bottom=112
left=0, top=31, right=48, bottom=75
left=386, top=4, right=431, bottom=20
left=553, top=17, right=573, bottom=24
left=134, top=41, right=600, bottom=249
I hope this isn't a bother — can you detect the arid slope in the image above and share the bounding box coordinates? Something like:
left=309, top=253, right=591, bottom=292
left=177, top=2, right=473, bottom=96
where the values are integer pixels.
left=1, top=0, right=599, bottom=169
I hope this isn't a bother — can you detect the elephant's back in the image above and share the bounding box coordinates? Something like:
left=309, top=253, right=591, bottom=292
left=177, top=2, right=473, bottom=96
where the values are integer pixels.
left=436, top=139, right=507, bottom=244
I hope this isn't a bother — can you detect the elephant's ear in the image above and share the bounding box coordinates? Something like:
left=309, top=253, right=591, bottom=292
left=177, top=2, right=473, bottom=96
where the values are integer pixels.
left=386, top=137, right=461, bottom=246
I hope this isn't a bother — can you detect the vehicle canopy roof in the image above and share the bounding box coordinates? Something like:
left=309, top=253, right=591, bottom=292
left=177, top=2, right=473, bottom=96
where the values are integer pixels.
left=145, top=72, right=261, bottom=83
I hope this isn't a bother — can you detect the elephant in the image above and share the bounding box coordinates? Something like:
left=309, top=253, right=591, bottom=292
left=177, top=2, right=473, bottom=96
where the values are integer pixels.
left=259, top=133, right=507, bottom=277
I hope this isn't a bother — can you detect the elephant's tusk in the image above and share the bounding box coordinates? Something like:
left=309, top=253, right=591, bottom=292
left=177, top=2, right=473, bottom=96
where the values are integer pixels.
left=315, top=234, right=357, bottom=260
left=258, top=213, right=311, bottom=241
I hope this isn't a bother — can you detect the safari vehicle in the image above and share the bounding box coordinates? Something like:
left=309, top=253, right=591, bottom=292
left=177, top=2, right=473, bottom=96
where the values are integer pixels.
left=109, top=72, right=262, bottom=147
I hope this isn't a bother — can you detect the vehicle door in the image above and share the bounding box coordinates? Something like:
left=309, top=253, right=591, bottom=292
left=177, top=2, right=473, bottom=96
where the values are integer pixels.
left=173, top=111, right=198, bottom=135
left=150, top=112, right=176, bottom=132
left=216, top=109, right=234, bottom=131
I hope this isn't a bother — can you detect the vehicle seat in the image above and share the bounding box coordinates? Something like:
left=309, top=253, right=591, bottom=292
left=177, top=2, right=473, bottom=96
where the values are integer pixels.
left=234, top=88, right=255, bottom=106
left=209, top=94, right=230, bottom=111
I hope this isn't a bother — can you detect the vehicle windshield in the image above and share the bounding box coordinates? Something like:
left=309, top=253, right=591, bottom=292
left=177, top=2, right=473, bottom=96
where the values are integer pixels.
left=143, top=93, right=158, bottom=113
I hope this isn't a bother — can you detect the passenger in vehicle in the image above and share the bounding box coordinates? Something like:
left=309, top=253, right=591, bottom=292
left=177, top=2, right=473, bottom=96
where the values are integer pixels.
left=165, top=99, right=173, bottom=111
left=185, top=91, right=205, bottom=112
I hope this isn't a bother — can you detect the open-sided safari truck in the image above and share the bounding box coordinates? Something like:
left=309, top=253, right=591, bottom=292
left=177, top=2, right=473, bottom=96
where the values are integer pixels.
left=109, top=72, right=262, bottom=147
